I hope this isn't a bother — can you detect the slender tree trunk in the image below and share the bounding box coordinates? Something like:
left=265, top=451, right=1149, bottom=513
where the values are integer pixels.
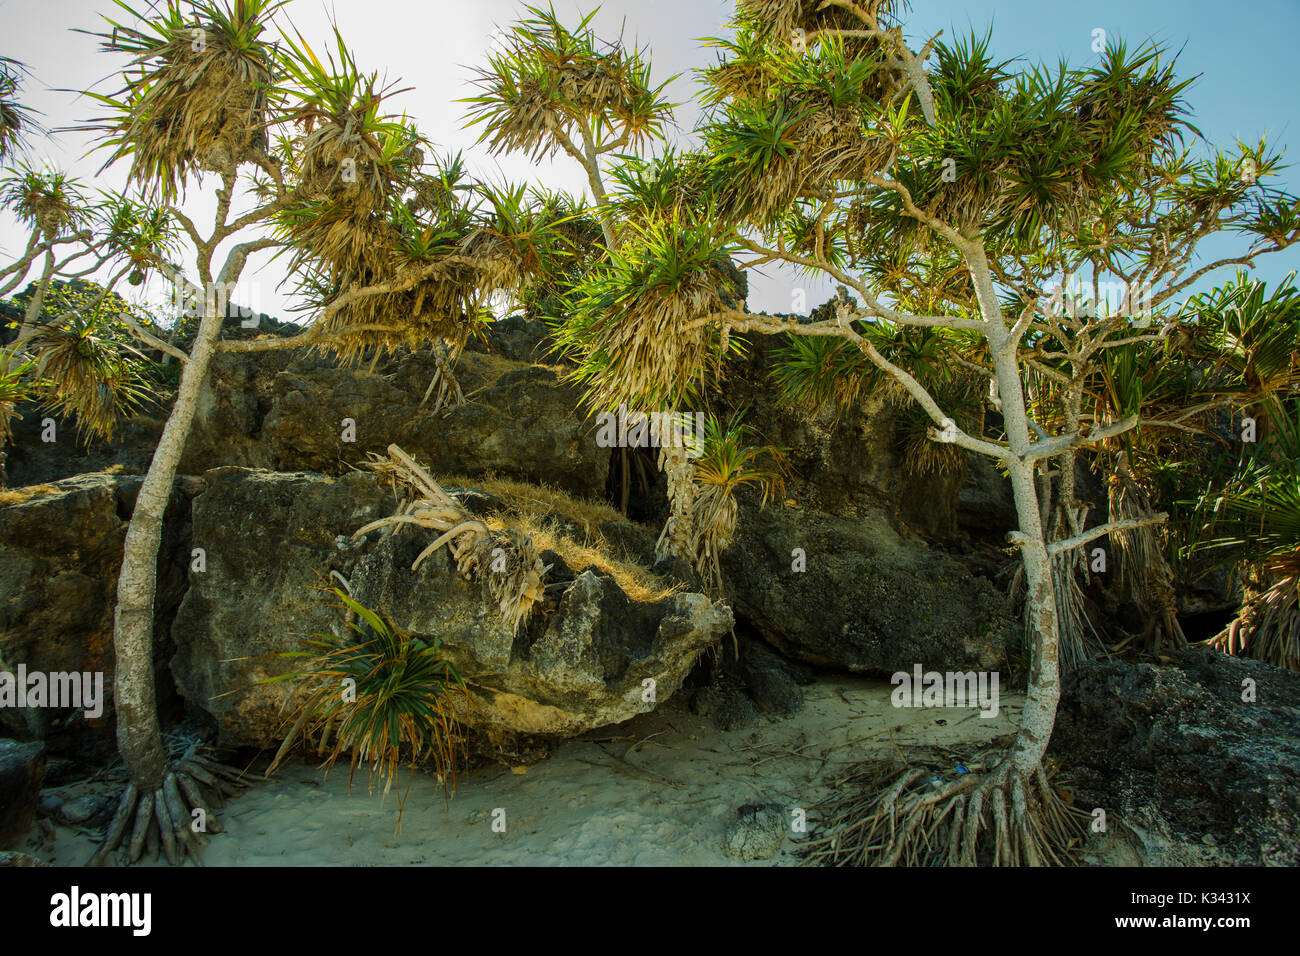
left=111, top=302, right=223, bottom=788
left=579, top=128, right=617, bottom=251
left=976, top=250, right=1063, bottom=778
left=656, top=433, right=695, bottom=564
left=14, top=244, right=56, bottom=348
left=1005, top=459, right=1060, bottom=774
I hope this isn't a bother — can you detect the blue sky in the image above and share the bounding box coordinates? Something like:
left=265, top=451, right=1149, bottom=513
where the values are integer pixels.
left=1, top=0, right=1296, bottom=318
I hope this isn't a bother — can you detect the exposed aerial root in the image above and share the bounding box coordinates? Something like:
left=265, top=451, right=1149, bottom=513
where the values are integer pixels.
left=420, top=340, right=466, bottom=413
left=802, top=751, right=1089, bottom=867
left=87, top=743, right=256, bottom=867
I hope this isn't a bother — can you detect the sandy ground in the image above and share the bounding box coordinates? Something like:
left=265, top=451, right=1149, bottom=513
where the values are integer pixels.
left=36, top=676, right=1024, bottom=866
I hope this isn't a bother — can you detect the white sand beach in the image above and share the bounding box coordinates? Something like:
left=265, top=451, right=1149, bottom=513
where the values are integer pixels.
left=37, top=677, right=1023, bottom=866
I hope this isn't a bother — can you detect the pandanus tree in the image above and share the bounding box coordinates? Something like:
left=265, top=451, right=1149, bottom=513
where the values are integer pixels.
left=1199, top=401, right=1300, bottom=671
left=659, top=0, right=1300, bottom=863
left=1000, top=121, right=1299, bottom=666
left=75, top=0, right=552, bottom=864
left=0, top=164, right=184, bottom=483
left=0, top=165, right=95, bottom=346
left=463, top=5, right=712, bottom=556
left=1184, top=276, right=1300, bottom=670
left=0, top=57, right=38, bottom=162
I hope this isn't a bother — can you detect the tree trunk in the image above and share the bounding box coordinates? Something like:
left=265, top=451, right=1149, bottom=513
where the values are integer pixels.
left=111, top=302, right=223, bottom=789
left=14, top=245, right=55, bottom=347
left=978, top=255, right=1063, bottom=779
left=656, top=431, right=695, bottom=565
left=1005, top=459, right=1061, bottom=775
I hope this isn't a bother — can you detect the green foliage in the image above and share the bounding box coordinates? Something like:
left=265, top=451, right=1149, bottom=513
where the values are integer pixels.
left=0, top=358, right=36, bottom=444
left=80, top=0, right=286, bottom=199
left=556, top=209, right=743, bottom=410
left=0, top=163, right=90, bottom=237
left=463, top=4, right=675, bottom=163
left=0, top=56, right=38, bottom=161
left=1194, top=400, right=1300, bottom=566
left=1184, top=271, right=1300, bottom=402
left=693, top=409, right=787, bottom=506
left=266, top=586, right=472, bottom=824
left=100, top=192, right=182, bottom=283
left=23, top=301, right=154, bottom=443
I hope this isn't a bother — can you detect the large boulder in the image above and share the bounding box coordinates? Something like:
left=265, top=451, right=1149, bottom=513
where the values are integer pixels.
left=1052, top=648, right=1300, bottom=866
left=3, top=406, right=163, bottom=489
left=0, top=474, right=192, bottom=746
left=181, top=348, right=609, bottom=498
left=170, top=468, right=731, bottom=752
left=350, top=532, right=731, bottom=744
left=0, top=739, right=45, bottom=849
left=169, top=468, right=393, bottom=747
left=956, top=454, right=1017, bottom=540
left=721, top=500, right=1013, bottom=674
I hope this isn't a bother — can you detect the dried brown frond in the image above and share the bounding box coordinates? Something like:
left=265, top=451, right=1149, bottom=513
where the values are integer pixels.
left=354, top=444, right=548, bottom=632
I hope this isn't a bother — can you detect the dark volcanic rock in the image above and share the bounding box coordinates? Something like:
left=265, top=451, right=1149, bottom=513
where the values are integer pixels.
left=717, top=331, right=966, bottom=535
left=692, top=634, right=807, bottom=731
left=182, top=348, right=608, bottom=498
left=0, top=738, right=45, bottom=849
left=169, top=468, right=393, bottom=747
left=463, top=314, right=550, bottom=364
left=956, top=454, right=1017, bottom=540
left=1052, top=648, right=1300, bottom=866
left=3, top=406, right=164, bottom=488
left=721, top=501, right=1013, bottom=675
left=0, top=473, right=193, bottom=747
left=169, top=468, right=731, bottom=750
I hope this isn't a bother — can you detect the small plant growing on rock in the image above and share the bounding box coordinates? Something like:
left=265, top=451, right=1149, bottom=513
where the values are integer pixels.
left=689, top=412, right=787, bottom=596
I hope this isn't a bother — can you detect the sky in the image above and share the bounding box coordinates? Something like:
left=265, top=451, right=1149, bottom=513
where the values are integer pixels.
left=1, top=0, right=1298, bottom=321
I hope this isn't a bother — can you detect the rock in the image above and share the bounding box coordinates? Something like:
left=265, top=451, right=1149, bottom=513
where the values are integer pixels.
left=181, top=348, right=609, bottom=499
left=722, top=501, right=1013, bottom=675
left=41, top=757, right=80, bottom=787
left=464, top=314, right=550, bottom=364
left=717, top=330, right=968, bottom=535
left=598, top=520, right=657, bottom=567
left=170, top=468, right=732, bottom=750
left=0, top=851, right=48, bottom=866
left=58, top=794, right=111, bottom=826
left=692, top=673, right=757, bottom=732
left=0, top=474, right=191, bottom=746
left=723, top=803, right=787, bottom=861
left=956, top=454, right=1017, bottom=539
left=691, top=635, right=805, bottom=731
left=170, top=468, right=393, bottom=747
left=349, top=532, right=732, bottom=742
left=1051, top=647, right=1300, bottom=866
left=735, top=639, right=806, bottom=716
left=3, top=403, right=164, bottom=488
left=37, top=793, right=62, bottom=818
left=0, top=739, right=45, bottom=849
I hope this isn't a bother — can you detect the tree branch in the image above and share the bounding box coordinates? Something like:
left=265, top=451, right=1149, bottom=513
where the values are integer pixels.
left=1024, top=414, right=1140, bottom=462
left=1046, top=513, right=1169, bottom=557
